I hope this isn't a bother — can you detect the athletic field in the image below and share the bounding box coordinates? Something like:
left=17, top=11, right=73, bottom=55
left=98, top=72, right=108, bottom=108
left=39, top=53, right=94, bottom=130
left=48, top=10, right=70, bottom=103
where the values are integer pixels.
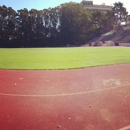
left=0, top=47, right=130, bottom=70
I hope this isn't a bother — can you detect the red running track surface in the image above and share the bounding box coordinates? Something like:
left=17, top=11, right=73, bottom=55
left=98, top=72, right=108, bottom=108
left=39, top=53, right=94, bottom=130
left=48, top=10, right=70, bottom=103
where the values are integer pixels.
left=0, top=64, right=130, bottom=130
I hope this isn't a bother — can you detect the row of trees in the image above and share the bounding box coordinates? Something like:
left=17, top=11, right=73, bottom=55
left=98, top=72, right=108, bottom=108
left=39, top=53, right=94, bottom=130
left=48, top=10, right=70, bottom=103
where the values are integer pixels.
left=0, top=2, right=128, bottom=47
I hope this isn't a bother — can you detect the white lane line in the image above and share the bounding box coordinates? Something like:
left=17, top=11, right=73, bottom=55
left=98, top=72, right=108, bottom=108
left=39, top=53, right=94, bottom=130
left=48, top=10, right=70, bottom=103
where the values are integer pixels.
left=0, top=84, right=130, bottom=97
left=118, top=125, right=130, bottom=130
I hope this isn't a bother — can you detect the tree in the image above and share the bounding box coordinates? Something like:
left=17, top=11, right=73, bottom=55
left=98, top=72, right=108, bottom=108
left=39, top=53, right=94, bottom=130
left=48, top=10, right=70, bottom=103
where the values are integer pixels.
left=16, top=8, right=31, bottom=47
left=113, top=2, right=128, bottom=26
left=97, top=11, right=115, bottom=33
left=59, top=2, right=92, bottom=46
left=0, top=5, right=8, bottom=43
left=6, top=7, right=16, bottom=43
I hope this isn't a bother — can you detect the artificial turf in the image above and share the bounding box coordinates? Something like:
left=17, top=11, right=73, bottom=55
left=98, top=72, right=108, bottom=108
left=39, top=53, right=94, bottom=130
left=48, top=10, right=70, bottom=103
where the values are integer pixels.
left=0, top=47, right=130, bottom=70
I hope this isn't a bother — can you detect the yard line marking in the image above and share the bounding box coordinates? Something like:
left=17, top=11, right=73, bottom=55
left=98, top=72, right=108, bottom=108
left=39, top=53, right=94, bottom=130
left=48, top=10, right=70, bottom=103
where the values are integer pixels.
left=0, top=84, right=130, bottom=97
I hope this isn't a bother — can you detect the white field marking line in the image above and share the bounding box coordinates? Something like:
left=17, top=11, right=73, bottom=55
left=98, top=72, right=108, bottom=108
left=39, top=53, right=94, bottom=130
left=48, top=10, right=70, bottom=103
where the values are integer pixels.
left=0, top=83, right=130, bottom=97
left=118, top=125, right=130, bottom=130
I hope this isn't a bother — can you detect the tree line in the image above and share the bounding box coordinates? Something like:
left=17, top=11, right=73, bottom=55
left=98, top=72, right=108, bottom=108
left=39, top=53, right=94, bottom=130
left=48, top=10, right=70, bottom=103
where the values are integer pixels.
left=0, top=2, right=128, bottom=47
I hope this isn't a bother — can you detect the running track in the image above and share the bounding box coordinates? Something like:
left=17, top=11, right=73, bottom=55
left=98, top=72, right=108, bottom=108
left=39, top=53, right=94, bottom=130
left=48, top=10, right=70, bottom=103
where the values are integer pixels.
left=0, top=64, right=130, bottom=130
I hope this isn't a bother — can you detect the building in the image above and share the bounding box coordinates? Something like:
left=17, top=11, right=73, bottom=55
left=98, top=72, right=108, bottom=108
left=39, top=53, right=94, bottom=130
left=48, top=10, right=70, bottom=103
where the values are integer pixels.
left=80, top=0, right=112, bottom=13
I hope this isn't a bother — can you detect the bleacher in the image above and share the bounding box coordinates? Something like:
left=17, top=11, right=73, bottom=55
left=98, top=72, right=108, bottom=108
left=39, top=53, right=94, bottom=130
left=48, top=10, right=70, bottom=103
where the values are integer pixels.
left=88, top=29, right=130, bottom=46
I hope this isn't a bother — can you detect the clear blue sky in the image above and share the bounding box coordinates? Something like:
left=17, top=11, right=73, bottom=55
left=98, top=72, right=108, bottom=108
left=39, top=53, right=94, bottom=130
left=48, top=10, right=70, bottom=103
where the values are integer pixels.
left=0, top=0, right=129, bottom=14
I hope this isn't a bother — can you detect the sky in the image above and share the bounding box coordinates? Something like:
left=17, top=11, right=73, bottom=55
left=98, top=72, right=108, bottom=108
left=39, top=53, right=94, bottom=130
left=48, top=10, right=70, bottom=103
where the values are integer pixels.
left=0, top=0, right=129, bottom=14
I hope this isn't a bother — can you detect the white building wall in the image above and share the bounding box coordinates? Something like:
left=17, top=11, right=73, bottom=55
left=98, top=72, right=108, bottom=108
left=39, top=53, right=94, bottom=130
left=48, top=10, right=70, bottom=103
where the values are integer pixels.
left=80, top=0, right=112, bottom=13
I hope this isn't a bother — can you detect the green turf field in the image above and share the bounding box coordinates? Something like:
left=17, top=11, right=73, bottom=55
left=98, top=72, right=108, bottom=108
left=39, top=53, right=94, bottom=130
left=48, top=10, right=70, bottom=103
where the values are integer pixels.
left=0, top=47, right=130, bottom=70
